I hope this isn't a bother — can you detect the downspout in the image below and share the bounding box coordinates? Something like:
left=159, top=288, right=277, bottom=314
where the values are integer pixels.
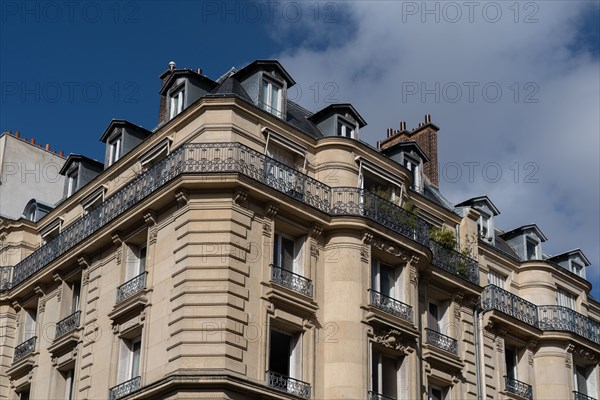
left=474, top=302, right=484, bottom=400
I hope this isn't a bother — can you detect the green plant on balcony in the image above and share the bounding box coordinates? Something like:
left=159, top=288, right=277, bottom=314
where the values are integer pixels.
left=430, top=226, right=456, bottom=249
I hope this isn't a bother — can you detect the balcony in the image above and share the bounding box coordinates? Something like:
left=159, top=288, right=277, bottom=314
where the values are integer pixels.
left=573, top=391, right=597, bottom=400
left=426, top=328, right=458, bottom=355
left=116, top=272, right=147, bottom=304
left=368, top=391, right=396, bottom=400
left=538, top=305, right=600, bottom=345
left=429, top=240, right=479, bottom=284
left=13, top=336, right=36, bottom=362
left=55, top=310, right=81, bottom=338
left=109, top=376, right=141, bottom=400
left=271, top=265, right=313, bottom=297
left=369, top=289, right=413, bottom=323
left=481, top=285, right=538, bottom=327
left=5, top=142, right=432, bottom=292
left=504, top=376, right=532, bottom=400
left=266, top=370, right=311, bottom=399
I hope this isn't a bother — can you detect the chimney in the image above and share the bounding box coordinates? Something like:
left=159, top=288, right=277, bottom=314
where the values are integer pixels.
left=425, top=114, right=431, bottom=124
left=59, top=150, right=64, bottom=157
left=197, top=68, right=203, bottom=75
left=45, top=144, right=50, bottom=151
left=400, top=121, right=407, bottom=131
left=15, top=131, right=20, bottom=138
left=30, top=137, right=35, bottom=145
left=159, top=61, right=177, bottom=125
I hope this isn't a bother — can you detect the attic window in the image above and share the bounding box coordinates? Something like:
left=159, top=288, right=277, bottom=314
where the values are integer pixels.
left=169, top=85, right=185, bottom=119
left=526, top=238, right=538, bottom=260
left=402, top=156, right=421, bottom=191
left=571, top=260, right=584, bottom=277
left=478, top=214, right=490, bottom=238
left=109, top=136, right=122, bottom=166
left=261, top=77, right=283, bottom=117
left=337, top=117, right=356, bottom=139
left=66, top=168, right=79, bottom=197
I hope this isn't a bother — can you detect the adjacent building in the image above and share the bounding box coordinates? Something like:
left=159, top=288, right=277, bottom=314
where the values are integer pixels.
left=0, top=60, right=598, bottom=400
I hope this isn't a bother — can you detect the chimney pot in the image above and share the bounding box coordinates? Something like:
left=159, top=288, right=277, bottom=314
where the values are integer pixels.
left=425, top=114, right=431, bottom=124
left=59, top=150, right=64, bottom=157
left=30, top=138, right=35, bottom=144
left=15, top=131, right=20, bottom=137
left=197, top=68, right=203, bottom=75
left=45, top=144, right=50, bottom=151
left=168, top=61, right=176, bottom=71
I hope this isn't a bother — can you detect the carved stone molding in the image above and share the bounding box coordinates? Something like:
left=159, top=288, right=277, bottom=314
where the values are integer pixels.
left=573, top=346, right=600, bottom=363
left=495, top=335, right=504, bottom=353
left=373, top=329, right=414, bottom=354
left=143, top=210, right=157, bottom=226
left=112, top=233, right=123, bottom=265
left=175, top=189, right=189, bottom=206
left=363, top=232, right=373, bottom=245
left=233, top=188, right=248, bottom=207
left=310, top=224, right=323, bottom=238
left=82, top=269, right=90, bottom=286
left=265, top=203, right=278, bottom=219
left=78, top=255, right=91, bottom=269
left=310, top=240, right=319, bottom=260
left=409, top=264, right=419, bottom=285
left=148, top=226, right=158, bottom=245
left=527, top=341, right=537, bottom=366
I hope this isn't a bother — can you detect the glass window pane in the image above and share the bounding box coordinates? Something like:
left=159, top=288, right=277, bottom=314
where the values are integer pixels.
left=282, top=237, right=295, bottom=271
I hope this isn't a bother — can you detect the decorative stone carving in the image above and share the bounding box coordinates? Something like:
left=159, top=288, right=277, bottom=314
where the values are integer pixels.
left=409, top=264, right=418, bottom=285
left=495, top=335, right=504, bottom=353
left=310, top=240, right=319, bottom=259
left=112, top=233, right=123, bottom=265
left=363, top=232, right=373, bottom=244
left=373, top=329, right=413, bottom=354
left=310, top=224, right=323, bottom=238
left=565, top=344, right=575, bottom=369
left=143, top=210, right=157, bottom=226
left=574, top=346, right=600, bottom=362
left=82, top=269, right=90, bottom=286
left=527, top=341, right=537, bottom=365
left=265, top=203, right=278, bottom=219
left=233, top=188, right=248, bottom=207
left=175, top=189, right=189, bottom=206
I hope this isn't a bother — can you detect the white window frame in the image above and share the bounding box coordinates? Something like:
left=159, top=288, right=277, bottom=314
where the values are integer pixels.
left=557, top=288, right=576, bottom=310
left=370, top=346, right=400, bottom=398
left=525, top=238, right=538, bottom=260
left=268, top=328, right=303, bottom=380
left=337, top=116, right=356, bottom=139
left=402, top=155, right=421, bottom=192
left=371, top=259, right=401, bottom=300
left=125, top=243, right=147, bottom=281
left=169, top=85, right=185, bottom=119
left=505, top=346, right=519, bottom=380
left=428, top=384, right=448, bottom=400
left=109, top=136, right=122, bottom=166
left=66, top=168, right=78, bottom=197
left=261, top=76, right=283, bottom=117
left=487, top=270, right=506, bottom=289
left=22, top=307, right=37, bottom=341
left=118, top=336, right=142, bottom=383
left=428, top=300, right=447, bottom=333
left=64, top=369, right=75, bottom=400
left=273, top=232, right=305, bottom=276
left=571, top=260, right=584, bottom=277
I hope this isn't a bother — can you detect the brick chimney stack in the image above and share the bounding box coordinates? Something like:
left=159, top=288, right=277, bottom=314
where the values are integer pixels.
left=379, top=114, right=440, bottom=187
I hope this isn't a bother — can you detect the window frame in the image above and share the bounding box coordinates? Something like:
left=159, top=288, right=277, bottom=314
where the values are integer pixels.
left=66, top=167, right=79, bottom=197
left=525, top=237, right=538, bottom=260
left=261, top=75, right=284, bottom=117
left=268, top=327, right=303, bottom=380
left=273, top=231, right=305, bottom=276
left=371, top=259, right=402, bottom=300
left=336, top=115, right=357, bottom=139
left=168, top=83, right=185, bottom=119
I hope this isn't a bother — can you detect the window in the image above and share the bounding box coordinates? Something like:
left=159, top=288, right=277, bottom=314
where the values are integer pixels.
left=22, top=307, right=37, bottom=341
left=337, top=118, right=356, bottom=139
left=273, top=233, right=304, bottom=275
left=118, top=337, right=141, bottom=383
left=478, top=214, right=490, bottom=238
left=571, top=260, right=584, bottom=277
left=261, top=78, right=283, bottom=117
left=66, top=168, right=78, bottom=197
left=526, top=238, right=537, bottom=260
left=125, top=243, right=147, bottom=281
left=169, top=87, right=185, bottom=119
left=268, top=329, right=302, bottom=380
left=488, top=270, right=506, bottom=289
left=427, top=300, right=447, bottom=333
left=62, top=369, right=75, bottom=400
left=19, top=391, right=30, bottom=400
left=70, top=280, right=81, bottom=313
left=556, top=288, right=576, bottom=310
left=403, top=157, right=421, bottom=191
left=371, top=349, right=399, bottom=399
left=574, top=365, right=597, bottom=396
left=371, top=259, right=401, bottom=300
left=505, top=346, right=518, bottom=380
left=428, top=385, right=448, bottom=400
left=109, top=136, right=122, bottom=166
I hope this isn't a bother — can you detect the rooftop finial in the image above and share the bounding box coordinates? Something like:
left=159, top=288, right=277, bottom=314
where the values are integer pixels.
left=168, top=61, right=176, bottom=71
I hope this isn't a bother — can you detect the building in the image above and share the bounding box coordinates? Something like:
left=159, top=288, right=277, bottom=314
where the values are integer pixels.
left=0, top=59, right=598, bottom=400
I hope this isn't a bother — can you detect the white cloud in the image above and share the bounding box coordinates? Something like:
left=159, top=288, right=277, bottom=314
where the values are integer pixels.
left=273, top=1, right=600, bottom=294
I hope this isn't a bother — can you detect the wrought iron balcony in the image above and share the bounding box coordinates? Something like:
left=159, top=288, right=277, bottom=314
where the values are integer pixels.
left=573, top=391, right=597, bottom=400
left=271, top=265, right=313, bottom=297
left=368, top=391, right=396, bottom=400
left=109, top=376, right=141, bottom=400
left=331, top=187, right=430, bottom=246
left=369, top=290, right=413, bottom=323
left=5, top=142, right=431, bottom=292
left=55, top=310, right=81, bottom=338
left=426, top=328, right=458, bottom=354
left=116, top=272, right=147, bottom=304
left=13, top=336, right=36, bottom=362
left=538, top=305, right=600, bottom=345
left=266, top=370, right=311, bottom=399
left=504, top=376, right=532, bottom=400
left=481, top=285, right=539, bottom=327
left=429, top=240, right=479, bottom=284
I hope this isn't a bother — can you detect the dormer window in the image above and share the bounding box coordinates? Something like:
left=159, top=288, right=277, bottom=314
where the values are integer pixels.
left=526, top=238, right=538, bottom=260
left=337, top=117, right=356, bottom=139
left=402, top=156, right=421, bottom=191
left=478, top=213, right=490, bottom=238
left=66, top=168, right=79, bottom=197
left=571, top=260, right=584, bottom=277
left=261, top=77, right=283, bottom=117
left=169, top=86, right=185, bottom=119
left=109, top=136, right=122, bottom=166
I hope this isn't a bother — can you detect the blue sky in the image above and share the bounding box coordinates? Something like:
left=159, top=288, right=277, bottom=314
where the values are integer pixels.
left=1, top=1, right=599, bottom=296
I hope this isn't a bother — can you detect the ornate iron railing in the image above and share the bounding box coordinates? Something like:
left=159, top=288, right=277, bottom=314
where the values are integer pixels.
left=5, top=142, right=433, bottom=292
left=330, top=187, right=429, bottom=246
left=266, top=370, right=311, bottom=399
left=13, top=336, right=36, bottom=362
left=481, top=285, right=539, bottom=327
left=504, top=376, right=532, bottom=400
left=429, top=240, right=479, bottom=284
left=116, top=272, right=147, bottom=304
left=369, top=289, right=413, bottom=323
left=426, top=328, right=458, bottom=354
left=573, top=391, right=597, bottom=400
left=271, top=265, right=313, bottom=297
left=538, top=305, right=600, bottom=345
left=55, top=310, right=81, bottom=338
left=368, top=390, right=396, bottom=400
left=109, top=376, right=141, bottom=400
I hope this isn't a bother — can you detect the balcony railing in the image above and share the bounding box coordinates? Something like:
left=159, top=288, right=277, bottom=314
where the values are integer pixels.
left=55, top=310, right=81, bottom=338
left=369, top=290, right=413, bottom=323
left=13, top=336, right=36, bottom=362
left=481, top=285, right=538, bottom=327
left=538, top=305, right=600, bottom=345
left=4, top=142, right=432, bottom=292
left=504, top=376, right=532, bottom=400
left=429, top=240, right=479, bottom=284
left=271, top=265, right=313, bottom=297
left=109, top=376, right=141, bottom=400
left=426, top=328, right=458, bottom=354
left=266, top=370, right=311, bottom=399
left=368, top=391, right=396, bottom=400
left=116, top=272, right=147, bottom=304
left=574, top=391, right=597, bottom=400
